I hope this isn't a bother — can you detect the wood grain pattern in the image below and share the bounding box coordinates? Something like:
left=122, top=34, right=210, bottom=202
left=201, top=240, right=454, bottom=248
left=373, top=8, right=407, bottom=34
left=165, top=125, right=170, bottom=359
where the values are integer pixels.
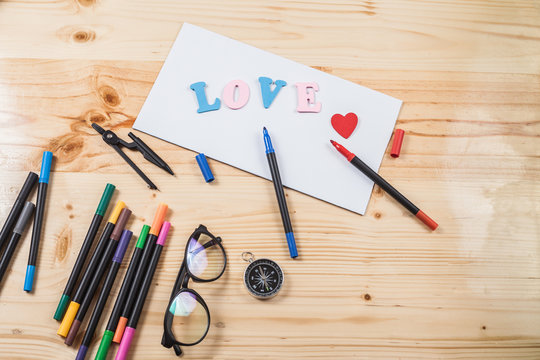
left=0, top=0, right=539, bottom=359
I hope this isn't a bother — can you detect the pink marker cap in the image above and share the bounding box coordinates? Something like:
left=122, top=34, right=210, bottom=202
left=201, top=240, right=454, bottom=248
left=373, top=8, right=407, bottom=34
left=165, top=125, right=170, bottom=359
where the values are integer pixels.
left=115, top=327, right=136, bottom=360
left=157, top=221, right=171, bottom=246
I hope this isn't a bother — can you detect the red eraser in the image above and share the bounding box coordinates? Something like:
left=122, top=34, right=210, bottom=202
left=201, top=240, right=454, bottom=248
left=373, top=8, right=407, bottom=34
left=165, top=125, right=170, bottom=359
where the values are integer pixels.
left=390, top=129, right=405, bottom=158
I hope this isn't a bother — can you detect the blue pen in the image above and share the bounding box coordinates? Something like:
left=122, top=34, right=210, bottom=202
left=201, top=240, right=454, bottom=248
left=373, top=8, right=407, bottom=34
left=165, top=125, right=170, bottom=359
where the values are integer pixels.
left=24, top=151, right=53, bottom=292
left=263, top=127, right=298, bottom=258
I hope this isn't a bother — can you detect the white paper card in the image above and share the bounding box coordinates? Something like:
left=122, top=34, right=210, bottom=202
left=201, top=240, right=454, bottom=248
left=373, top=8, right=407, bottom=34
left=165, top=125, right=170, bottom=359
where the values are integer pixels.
left=134, top=23, right=402, bottom=214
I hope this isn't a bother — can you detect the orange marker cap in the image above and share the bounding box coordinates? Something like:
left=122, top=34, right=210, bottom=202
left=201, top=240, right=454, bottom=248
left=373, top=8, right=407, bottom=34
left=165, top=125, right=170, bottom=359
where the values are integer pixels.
left=390, top=129, right=405, bottom=158
left=416, top=210, right=438, bottom=231
left=149, top=203, right=168, bottom=236
left=113, top=316, right=128, bottom=343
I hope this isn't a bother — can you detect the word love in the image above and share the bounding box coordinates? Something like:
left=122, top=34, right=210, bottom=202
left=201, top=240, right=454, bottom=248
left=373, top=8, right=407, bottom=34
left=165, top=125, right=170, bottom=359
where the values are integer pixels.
left=190, top=77, right=322, bottom=114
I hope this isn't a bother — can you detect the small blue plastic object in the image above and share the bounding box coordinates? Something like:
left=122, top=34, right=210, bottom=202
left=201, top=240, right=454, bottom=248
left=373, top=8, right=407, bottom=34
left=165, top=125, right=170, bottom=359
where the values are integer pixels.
left=196, top=153, right=214, bottom=183
left=24, top=265, right=35, bottom=292
left=39, top=151, right=53, bottom=184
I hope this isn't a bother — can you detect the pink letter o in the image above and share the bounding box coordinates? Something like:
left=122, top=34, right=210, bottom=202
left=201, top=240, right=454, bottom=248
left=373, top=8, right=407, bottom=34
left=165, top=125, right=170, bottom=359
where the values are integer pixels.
left=222, top=80, right=250, bottom=110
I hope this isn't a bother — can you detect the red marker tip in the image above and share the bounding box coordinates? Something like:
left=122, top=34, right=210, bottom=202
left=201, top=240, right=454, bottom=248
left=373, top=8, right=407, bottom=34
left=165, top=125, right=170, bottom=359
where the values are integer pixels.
left=330, top=140, right=355, bottom=162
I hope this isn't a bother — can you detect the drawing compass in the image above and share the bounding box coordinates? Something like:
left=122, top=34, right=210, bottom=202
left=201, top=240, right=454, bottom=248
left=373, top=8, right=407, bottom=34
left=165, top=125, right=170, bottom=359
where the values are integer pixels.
left=92, top=123, right=174, bottom=190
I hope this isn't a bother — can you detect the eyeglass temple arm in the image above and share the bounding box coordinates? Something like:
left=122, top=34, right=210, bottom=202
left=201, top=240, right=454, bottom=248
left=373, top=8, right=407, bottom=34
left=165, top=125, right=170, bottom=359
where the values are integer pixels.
left=161, top=315, right=184, bottom=356
left=189, top=236, right=222, bottom=257
left=173, top=344, right=183, bottom=356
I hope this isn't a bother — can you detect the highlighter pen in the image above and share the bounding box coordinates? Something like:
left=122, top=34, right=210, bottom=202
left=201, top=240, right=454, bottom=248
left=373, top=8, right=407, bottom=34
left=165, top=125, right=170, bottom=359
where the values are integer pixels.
left=64, top=208, right=132, bottom=346
left=0, top=172, right=38, bottom=251
left=113, top=203, right=167, bottom=342
left=75, top=230, right=133, bottom=360
left=0, top=202, right=34, bottom=284
left=57, top=203, right=126, bottom=337
left=54, top=184, right=116, bottom=320
left=330, top=140, right=438, bottom=230
left=95, top=225, right=150, bottom=360
left=263, top=127, right=298, bottom=258
left=115, top=222, right=170, bottom=360
left=24, top=151, right=53, bottom=292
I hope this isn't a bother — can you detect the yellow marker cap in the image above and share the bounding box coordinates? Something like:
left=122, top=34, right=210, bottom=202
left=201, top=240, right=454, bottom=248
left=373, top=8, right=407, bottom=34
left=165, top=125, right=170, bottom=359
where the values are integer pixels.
left=149, top=203, right=168, bottom=236
left=57, top=301, right=80, bottom=337
left=107, top=201, right=125, bottom=224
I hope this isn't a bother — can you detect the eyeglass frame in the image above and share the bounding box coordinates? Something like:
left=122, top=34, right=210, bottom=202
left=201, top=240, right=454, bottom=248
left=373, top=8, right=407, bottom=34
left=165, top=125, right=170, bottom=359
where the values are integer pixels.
left=161, top=224, right=227, bottom=356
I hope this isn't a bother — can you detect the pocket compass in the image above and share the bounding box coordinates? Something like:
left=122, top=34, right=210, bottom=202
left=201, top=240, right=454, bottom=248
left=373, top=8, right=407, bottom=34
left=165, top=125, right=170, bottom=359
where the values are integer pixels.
left=242, top=252, right=284, bottom=299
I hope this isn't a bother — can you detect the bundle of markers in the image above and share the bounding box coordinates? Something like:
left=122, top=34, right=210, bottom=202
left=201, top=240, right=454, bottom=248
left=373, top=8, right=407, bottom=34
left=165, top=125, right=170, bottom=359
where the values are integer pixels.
left=53, top=184, right=170, bottom=360
left=0, top=151, right=53, bottom=292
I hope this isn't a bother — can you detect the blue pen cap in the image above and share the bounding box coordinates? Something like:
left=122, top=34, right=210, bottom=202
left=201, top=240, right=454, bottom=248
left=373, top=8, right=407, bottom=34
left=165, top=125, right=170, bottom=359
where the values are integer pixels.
left=286, top=232, right=298, bottom=258
left=24, top=265, right=36, bottom=292
left=196, top=153, right=214, bottom=183
left=39, top=151, right=53, bottom=183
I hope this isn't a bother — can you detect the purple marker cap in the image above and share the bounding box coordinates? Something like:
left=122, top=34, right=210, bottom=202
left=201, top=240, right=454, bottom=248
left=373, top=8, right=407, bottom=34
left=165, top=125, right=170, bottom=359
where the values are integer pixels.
left=156, top=221, right=171, bottom=246
left=75, top=345, right=88, bottom=360
left=113, top=230, right=133, bottom=263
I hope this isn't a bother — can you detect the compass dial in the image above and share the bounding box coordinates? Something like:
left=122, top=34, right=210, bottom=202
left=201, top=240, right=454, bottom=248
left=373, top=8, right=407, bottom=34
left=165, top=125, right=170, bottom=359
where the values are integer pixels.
left=243, top=258, right=284, bottom=299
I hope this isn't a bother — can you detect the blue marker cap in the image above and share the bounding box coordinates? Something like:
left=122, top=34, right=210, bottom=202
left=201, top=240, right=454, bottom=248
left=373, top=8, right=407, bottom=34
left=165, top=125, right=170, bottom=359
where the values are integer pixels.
left=286, top=232, right=298, bottom=258
left=75, top=345, right=88, bottom=360
left=113, top=230, right=132, bottom=263
left=196, top=154, right=214, bottom=183
left=24, top=265, right=35, bottom=292
left=39, top=151, right=53, bottom=184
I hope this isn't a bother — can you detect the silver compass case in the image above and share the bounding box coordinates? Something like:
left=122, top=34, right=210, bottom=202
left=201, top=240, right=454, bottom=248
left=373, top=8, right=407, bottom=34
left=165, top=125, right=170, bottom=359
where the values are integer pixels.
left=242, top=254, right=284, bottom=299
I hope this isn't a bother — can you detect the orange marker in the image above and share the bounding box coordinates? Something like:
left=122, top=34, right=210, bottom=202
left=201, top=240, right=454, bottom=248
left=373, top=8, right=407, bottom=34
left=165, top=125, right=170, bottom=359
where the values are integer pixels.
left=113, top=203, right=168, bottom=342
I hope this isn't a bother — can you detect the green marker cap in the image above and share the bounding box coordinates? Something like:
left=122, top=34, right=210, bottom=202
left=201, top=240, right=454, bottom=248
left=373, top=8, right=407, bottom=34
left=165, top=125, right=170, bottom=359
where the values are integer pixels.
left=95, top=330, right=114, bottom=360
left=53, top=294, right=71, bottom=321
left=96, top=183, right=115, bottom=217
left=136, top=225, right=151, bottom=249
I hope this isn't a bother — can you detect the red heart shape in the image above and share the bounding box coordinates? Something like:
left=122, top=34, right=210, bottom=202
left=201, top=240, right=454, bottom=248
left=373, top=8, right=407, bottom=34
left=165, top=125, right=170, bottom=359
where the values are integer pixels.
left=331, top=112, right=358, bottom=139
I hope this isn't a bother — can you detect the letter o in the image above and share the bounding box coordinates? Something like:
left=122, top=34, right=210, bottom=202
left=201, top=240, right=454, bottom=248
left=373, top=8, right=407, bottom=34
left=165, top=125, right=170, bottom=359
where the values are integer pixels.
left=222, top=80, right=250, bottom=110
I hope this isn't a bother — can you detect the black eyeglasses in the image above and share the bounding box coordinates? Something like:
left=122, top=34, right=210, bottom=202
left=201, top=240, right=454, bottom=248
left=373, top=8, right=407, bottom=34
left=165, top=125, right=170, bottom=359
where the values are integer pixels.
left=161, top=224, right=227, bottom=356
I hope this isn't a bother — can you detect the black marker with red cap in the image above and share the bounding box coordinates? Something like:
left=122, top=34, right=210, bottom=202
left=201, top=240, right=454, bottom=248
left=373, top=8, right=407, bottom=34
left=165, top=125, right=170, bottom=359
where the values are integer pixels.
left=330, top=140, right=438, bottom=231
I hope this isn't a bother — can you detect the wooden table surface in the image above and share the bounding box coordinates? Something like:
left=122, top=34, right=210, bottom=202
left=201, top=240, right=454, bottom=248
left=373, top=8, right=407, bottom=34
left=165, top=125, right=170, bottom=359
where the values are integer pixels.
left=0, top=1, right=539, bottom=359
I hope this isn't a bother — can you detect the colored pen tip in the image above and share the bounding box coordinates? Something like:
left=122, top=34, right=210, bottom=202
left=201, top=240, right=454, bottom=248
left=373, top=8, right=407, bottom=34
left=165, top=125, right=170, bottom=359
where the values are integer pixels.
left=330, top=140, right=355, bottom=161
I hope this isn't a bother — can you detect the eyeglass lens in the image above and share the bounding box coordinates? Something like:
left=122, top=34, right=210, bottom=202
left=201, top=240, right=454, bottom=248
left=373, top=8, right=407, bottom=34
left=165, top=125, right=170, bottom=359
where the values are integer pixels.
left=186, top=233, right=225, bottom=280
left=168, top=291, right=208, bottom=344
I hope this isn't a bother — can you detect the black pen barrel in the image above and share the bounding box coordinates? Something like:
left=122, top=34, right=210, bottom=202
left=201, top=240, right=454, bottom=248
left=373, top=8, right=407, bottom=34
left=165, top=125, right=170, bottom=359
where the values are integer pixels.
left=62, top=213, right=102, bottom=297
left=0, top=173, right=38, bottom=249
left=64, top=239, right=119, bottom=346
left=78, top=241, right=118, bottom=321
left=0, top=202, right=34, bottom=283
left=120, top=234, right=156, bottom=319
left=266, top=153, right=293, bottom=233
left=350, top=156, right=419, bottom=215
left=0, top=233, right=22, bottom=283
left=28, top=183, right=47, bottom=266
left=106, top=247, right=143, bottom=331
left=128, top=245, right=163, bottom=328
left=71, top=222, right=115, bottom=303
left=82, top=262, right=121, bottom=347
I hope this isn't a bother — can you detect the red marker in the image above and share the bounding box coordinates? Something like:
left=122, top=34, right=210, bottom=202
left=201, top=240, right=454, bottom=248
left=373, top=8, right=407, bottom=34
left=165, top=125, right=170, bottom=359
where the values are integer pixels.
left=330, top=140, right=438, bottom=230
